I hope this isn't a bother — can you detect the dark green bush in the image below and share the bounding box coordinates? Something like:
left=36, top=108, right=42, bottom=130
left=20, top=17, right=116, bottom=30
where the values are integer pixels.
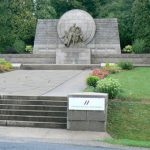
left=132, top=39, right=145, bottom=54
left=13, top=39, right=25, bottom=53
left=0, top=48, right=5, bottom=54
left=86, top=76, right=100, bottom=87
left=118, top=61, right=134, bottom=70
left=96, top=77, right=121, bottom=99
left=4, top=47, right=18, bottom=54
left=144, top=47, right=150, bottom=53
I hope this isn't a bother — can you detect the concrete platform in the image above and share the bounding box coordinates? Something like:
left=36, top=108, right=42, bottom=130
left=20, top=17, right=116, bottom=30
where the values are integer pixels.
left=0, top=70, right=91, bottom=96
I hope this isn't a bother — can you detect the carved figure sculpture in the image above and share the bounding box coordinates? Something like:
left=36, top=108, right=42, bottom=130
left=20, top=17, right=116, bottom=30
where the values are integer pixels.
left=62, top=24, right=84, bottom=47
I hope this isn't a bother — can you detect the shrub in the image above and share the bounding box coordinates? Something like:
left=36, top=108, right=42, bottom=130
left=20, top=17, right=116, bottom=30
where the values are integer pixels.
left=118, top=61, right=134, bottom=70
left=4, top=47, right=18, bottom=54
left=0, top=48, right=5, bottom=54
left=0, top=58, right=7, bottom=65
left=3, top=62, right=12, bottom=71
left=103, top=64, right=121, bottom=74
left=0, top=65, right=5, bottom=73
left=25, top=45, right=33, bottom=53
left=0, top=59, right=12, bottom=72
left=96, top=77, right=121, bottom=99
left=84, top=86, right=95, bottom=92
left=104, top=66, right=121, bottom=74
left=86, top=76, right=100, bottom=87
left=13, top=39, right=25, bottom=53
left=122, top=45, right=133, bottom=53
left=132, top=39, right=145, bottom=54
left=144, top=47, right=150, bottom=53
left=92, top=69, right=109, bottom=79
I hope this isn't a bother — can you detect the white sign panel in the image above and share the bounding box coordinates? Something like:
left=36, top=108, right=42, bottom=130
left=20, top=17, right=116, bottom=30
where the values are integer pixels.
left=69, top=97, right=105, bottom=111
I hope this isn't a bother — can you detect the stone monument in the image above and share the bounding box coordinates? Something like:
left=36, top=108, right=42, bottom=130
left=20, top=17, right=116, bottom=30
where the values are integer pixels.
left=33, top=9, right=121, bottom=64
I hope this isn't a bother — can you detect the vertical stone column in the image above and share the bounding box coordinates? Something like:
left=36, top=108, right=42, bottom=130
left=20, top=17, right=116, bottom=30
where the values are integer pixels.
left=67, top=93, right=108, bottom=131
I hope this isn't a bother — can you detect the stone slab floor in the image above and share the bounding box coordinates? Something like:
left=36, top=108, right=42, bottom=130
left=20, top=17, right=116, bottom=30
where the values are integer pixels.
left=0, top=70, right=91, bottom=96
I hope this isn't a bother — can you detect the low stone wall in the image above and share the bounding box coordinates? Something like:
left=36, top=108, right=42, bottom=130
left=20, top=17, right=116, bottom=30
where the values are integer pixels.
left=0, top=54, right=56, bottom=64
left=91, top=54, right=150, bottom=64
left=0, top=54, right=150, bottom=65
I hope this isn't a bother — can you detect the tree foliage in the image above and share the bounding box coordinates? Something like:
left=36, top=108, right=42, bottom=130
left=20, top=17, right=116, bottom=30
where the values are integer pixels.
left=99, top=0, right=134, bottom=48
left=10, top=0, right=36, bottom=43
left=35, top=0, right=57, bottom=19
left=51, top=0, right=101, bottom=18
left=0, top=1, right=13, bottom=51
left=132, top=0, right=150, bottom=47
left=0, top=0, right=150, bottom=53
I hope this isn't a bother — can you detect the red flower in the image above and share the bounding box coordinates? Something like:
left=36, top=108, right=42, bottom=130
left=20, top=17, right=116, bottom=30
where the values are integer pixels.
left=91, top=69, right=109, bottom=79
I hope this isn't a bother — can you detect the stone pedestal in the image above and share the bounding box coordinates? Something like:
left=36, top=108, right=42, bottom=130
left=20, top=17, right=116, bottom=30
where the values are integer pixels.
left=56, top=48, right=91, bottom=64
left=67, top=93, right=108, bottom=132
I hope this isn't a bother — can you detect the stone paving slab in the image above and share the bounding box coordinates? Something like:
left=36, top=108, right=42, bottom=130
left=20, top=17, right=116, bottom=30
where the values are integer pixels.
left=0, top=70, right=90, bottom=96
left=43, top=70, right=91, bottom=96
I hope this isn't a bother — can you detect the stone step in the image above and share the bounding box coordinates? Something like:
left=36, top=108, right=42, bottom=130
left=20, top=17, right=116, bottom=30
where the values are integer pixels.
left=0, top=96, right=67, bottom=101
left=0, top=109, right=67, bottom=117
left=0, top=115, right=66, bottom=122
left=0, top=95, right=68, bottom=129
left=21, top=64, right=101, bottom=70
left=0, top=104, right=67, bottom=111
left=0, top=99, right=67, bottom=106
left=0, top=120, right=66, bottom=128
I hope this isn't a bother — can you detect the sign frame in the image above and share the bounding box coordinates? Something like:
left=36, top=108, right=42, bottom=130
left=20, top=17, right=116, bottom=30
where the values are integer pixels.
left=69, top=97, right=105, bottom=111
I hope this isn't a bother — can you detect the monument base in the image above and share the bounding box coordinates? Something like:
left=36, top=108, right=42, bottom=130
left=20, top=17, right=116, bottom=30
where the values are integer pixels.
left=56, top=48, right=91, bottom=64
left=67, top=93, right=108, bottom=132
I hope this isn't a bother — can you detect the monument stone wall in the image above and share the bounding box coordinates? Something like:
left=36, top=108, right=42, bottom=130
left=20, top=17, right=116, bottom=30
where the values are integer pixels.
left=33, top=9, right=121, bottom=64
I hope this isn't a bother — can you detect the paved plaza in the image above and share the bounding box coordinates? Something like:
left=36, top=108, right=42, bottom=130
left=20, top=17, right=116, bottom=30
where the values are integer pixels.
left=0, top=70, right=91, bottom=96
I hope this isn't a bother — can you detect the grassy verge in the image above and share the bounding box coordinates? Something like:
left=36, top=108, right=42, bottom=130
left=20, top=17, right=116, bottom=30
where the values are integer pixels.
left=109, top=67, right=150, bottom=101
left=107, top=101, right=150, bottom=141
left=85, top=67, right=150, bottom=147
left=106, top=67, right=150, bottom=147
left=103, top=138, right=150, bottom=148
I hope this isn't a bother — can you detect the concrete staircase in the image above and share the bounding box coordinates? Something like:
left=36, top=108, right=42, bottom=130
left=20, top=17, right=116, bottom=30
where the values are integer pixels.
left=0, top=96, right=67, bottom=129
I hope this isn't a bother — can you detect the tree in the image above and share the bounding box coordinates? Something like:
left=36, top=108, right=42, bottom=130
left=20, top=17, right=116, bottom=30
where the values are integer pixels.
left=0, top=1, right=14, bottom=51
left=132, top=0, right=150, bottom=47
left=51, top=0, right=101, bottom=18
left=81, top=0, right=101, bottom=18
left=51, top=0, right=83, bottom=18
left=10, top=0, right=36, bottom=44
left=99, top=0, right=134, bottom=48
left=34, top=0, right=57, bottom=19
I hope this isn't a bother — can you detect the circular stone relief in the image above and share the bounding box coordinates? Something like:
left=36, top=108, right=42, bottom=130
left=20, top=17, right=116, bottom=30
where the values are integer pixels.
left=57, top=9, right=96, bottom=45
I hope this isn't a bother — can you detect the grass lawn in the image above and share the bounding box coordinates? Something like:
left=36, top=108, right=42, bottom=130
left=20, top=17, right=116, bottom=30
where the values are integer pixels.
left=109, top=67, right=150, bottom=101
left=107, top=68, right=150, bottom=145
left=107, top=101, right=150, bottom=141
left=85, top=67, right=150, bottom=147
left=103, top=138, right=150, bottom=148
